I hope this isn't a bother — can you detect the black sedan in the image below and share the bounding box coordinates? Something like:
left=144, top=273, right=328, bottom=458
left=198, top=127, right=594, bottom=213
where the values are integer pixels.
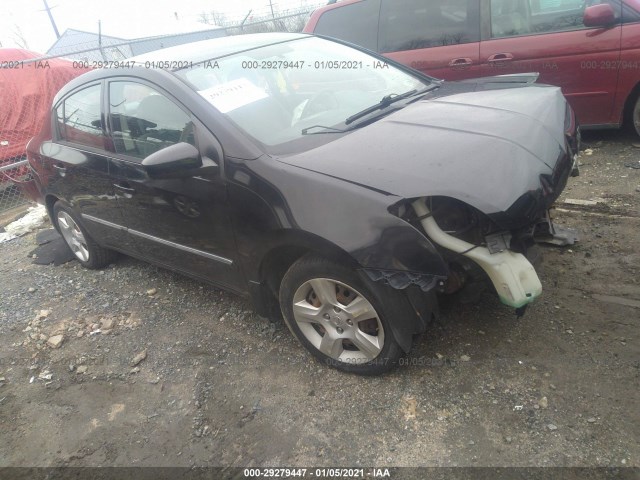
left=26, top=33, right=579, bottom=375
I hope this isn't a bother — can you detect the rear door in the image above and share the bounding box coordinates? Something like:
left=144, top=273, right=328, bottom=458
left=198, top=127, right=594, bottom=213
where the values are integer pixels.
left=45, top=82, right=129, bottom=249
left=612, top=0, right=640, bottom=126
left=379, top=0, right=483, bottom=80
left=105, top=79, right=244, bottom=291
left=479, top=0, right=623, bottom=126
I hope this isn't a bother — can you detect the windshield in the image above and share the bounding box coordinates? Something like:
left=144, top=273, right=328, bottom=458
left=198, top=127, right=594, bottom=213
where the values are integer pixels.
left=175, top=36, right=431, bottom=148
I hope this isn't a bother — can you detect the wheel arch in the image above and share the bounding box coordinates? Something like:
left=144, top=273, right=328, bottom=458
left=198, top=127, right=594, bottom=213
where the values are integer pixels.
left=248, top=231, right=434, bottom=353
left=623, top=80, right=640, bottom=129
left=45, top=194, right=61, bottom=231
left=247, top=230, right=359, bottom=319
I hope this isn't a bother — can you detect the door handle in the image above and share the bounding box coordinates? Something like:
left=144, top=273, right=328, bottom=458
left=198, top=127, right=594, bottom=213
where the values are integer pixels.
left=449, top=57, right=473, bottom=67
left=488, top=53, right=514, bottom=63
left=52, top=164, right=67, bottom=176
left=113, top=183, right=136, bottom=195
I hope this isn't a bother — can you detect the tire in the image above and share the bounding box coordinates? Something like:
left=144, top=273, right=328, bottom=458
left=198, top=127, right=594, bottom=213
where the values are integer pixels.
left=631, top=94, right=640, bottom=138
left=53, top=201, right=117, bottom=269
left=279, top=254, right=407, bottom=375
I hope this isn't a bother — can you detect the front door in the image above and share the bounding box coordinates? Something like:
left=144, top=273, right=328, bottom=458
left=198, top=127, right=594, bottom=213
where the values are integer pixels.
left=105, top=79, right=244, bottom=291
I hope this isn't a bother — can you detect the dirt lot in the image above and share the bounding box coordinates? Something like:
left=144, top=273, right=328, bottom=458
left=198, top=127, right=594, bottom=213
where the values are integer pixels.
left=0, top=130, right=638, bottom=470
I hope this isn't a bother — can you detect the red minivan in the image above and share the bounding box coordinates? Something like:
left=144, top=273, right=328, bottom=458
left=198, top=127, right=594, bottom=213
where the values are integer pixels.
left=304, top=0, right=640, bottom=136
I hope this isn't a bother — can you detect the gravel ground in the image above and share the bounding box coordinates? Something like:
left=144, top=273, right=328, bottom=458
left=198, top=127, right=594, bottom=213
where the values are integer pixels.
left=0, top=130, right=638, bottom=469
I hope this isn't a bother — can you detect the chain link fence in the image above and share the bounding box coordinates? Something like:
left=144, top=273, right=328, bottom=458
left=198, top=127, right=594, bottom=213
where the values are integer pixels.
left=1, top=49, right=84, bottom=215
left=0, top=4, right=327, bottom=215
left=0, top=165, right=30, bottom=213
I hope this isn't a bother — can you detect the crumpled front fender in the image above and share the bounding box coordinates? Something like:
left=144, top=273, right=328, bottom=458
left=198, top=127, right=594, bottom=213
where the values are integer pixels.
left=228, top=158, right=449, bottom=286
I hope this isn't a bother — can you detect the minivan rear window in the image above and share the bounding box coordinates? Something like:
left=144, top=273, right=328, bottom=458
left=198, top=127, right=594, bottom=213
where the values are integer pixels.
left=314, top=0, right=381, bottom=51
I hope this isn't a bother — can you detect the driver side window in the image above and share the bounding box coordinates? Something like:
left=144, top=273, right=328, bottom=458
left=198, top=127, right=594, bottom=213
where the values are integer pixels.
left=108, top=81, right=195, bottom=159
left=490, top=0, right=620, bottom=38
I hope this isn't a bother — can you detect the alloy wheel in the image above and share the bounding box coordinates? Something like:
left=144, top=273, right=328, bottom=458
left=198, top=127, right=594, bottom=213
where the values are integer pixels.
left=291, top=278, right=384, bottom=364
left=57, top=211, right=90, bottom=262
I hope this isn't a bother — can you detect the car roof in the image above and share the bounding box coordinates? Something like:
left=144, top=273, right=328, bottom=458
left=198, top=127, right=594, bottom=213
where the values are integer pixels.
left=130, top=32, right=310, bottom=67
left=51, top=33, right=317, bottom=106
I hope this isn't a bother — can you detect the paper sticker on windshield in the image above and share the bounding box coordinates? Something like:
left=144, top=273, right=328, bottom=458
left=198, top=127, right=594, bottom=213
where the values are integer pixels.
left=198, top=78, right=268, bottom=113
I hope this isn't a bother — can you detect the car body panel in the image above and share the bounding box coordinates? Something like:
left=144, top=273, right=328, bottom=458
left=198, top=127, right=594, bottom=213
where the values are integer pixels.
left=478, top=4, right=622, bottom=126
left=108, top=157, right=245, bottom=288
left=39, top=139, right=129, bottom=249
left=277, top=84, right=568, bottom=218
left=385, top=43, right=483, bottom=82
left=225, top=156, right=449, bottom=281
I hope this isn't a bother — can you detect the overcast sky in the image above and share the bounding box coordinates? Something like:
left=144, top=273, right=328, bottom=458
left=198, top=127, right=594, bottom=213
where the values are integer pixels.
left=1, top=0, right=322, bottom=53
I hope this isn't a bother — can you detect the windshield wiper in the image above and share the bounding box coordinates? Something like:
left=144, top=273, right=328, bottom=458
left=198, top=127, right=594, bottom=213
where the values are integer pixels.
left=344, top=86, right=438, bottom=126
left=301, top=125, right=349, bottom=135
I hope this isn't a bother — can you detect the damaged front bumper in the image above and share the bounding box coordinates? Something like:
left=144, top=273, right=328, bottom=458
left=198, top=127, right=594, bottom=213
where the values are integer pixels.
left=412, top=198, right=542, bottom=309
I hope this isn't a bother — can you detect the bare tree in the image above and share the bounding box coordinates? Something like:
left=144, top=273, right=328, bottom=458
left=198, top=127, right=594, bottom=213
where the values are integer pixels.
left=198, top=10, right=227, bottom=26
left=11, top=25, right=29, bottom=50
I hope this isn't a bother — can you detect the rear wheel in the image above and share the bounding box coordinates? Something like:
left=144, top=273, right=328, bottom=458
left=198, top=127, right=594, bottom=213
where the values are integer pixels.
left=279, top=254, right=407, bottom=375
left=53, top=202, right=117, bottom=269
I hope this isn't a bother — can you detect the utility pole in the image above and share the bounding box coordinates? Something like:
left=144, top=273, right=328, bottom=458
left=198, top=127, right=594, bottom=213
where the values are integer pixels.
left=42, top=0, right=61, bottom=39
left=240, top=10, right=253, bottom=33
left=98, top=20, right=107, bottom=61
left=268, top=0, right=277, bottom=30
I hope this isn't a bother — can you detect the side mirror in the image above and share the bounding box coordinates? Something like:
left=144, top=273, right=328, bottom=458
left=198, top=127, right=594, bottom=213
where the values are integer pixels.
left=583, top=3, right=616, bottom=28
left=142, top=142, right=202, bottom=178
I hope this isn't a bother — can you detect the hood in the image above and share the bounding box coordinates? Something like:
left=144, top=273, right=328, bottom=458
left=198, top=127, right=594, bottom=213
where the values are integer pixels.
left=278, top=84, right=568, bottom=215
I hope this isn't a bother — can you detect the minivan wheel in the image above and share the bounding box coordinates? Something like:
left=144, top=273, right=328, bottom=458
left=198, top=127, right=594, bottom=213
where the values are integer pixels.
left=279, top=254, right=405, bottom=375
left=53, top=202, right=117, bottom=269
left=633, top=95, right=640, bottom=138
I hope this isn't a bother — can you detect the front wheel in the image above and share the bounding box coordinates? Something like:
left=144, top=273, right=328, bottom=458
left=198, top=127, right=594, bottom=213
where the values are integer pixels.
left=279, top=254, right=407, bottom=375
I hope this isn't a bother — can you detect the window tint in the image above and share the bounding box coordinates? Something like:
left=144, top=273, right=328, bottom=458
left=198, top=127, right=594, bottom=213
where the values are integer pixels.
left=491, top=0, right=620, bottom=38
left=108, top=82, right=194, bottom=159
left=58, top=84, right=106, bottom=149
left=379, top=0, right=480, bottom=53
left=313, top=0, right=381, bottom=51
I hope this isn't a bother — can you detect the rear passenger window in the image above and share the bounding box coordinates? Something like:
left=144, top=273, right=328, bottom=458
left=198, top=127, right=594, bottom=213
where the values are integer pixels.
left=108, top=82, right=194, bottom=160
left=491, top=0, right=621, bottom=38
left=313, top=0, right=381, bottom=51
left=379, top=0, right=480, bottom=53
left=57, top=84, right=106, bottom=149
